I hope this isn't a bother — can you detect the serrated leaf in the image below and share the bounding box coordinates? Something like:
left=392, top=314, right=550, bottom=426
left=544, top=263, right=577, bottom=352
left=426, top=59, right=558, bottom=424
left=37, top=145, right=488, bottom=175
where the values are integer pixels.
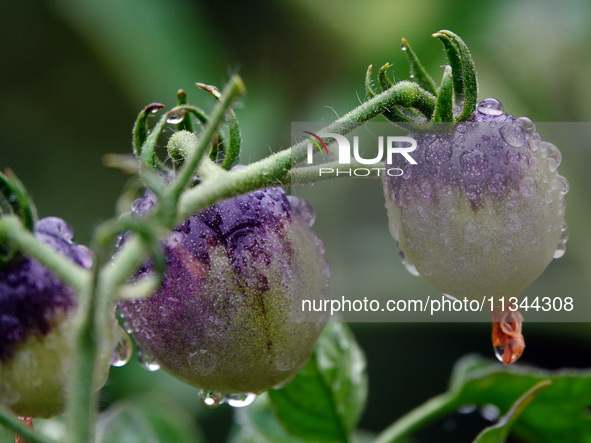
left=268, top=323, right=367, bottom=442
left=473, top=380, right=551, bottom=443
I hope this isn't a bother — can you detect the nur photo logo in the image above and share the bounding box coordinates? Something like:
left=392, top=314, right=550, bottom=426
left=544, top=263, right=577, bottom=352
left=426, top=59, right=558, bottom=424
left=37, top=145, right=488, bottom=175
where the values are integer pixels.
left=302, top=130, right=418, bottom=177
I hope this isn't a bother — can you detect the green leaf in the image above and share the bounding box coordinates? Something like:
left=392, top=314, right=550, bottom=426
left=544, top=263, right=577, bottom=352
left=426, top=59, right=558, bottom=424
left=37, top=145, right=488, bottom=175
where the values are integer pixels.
left=431, top=65, right=454, bottom=123
left=0, top=169, right=37, bottom=232
left=230, top=393, right=306, bottom=443
left=0, top=169, right=38, bottom=265
left=132, top=396, right=206, bottom=443
left=132, top=103, right=165, bottom=158
left=364, top=65, right=377, bottom=100
left=432, top=32, right=463, bottom=104
left=268, top=323, right=368, bottom=442
left=96, top=402, right=160, bottom=443
left=195, top=81, right=242, bottom=169
left=473, top=380, right=551, bottom=443
left=378, top=63, right=394, bottom=91
left=96, top=400, right=205, bottom=443
left=432, top=30, right=478, bottom=122
left=376, top=356, right=591, bottom=443
left=400, top=38, right=437, bottom=96
left=451, top=356, right=591, bottom=442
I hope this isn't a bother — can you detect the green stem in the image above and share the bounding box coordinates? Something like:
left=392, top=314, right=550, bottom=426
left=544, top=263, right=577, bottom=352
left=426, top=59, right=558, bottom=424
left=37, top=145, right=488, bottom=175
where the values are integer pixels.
left=292, top=80, right=435, bottom=166
left=0, top=410, right=55, bottom=443
left=65, top=279, right=98, bottom=443
left=374, top=393, right=459, bottom=443
left=0, top=216, right=89, bottom=291
left=168, top=75, right=246, bottom=202
left=178, top=80, right=436, bottom=217
left=178, top=149, right=290, bottom=220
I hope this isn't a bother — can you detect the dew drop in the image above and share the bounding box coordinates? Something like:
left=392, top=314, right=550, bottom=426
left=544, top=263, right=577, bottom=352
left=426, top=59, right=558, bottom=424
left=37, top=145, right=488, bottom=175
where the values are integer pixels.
left=138, top=349, right=160, bottom=371
left=460, top=149, right=488, bottom=176
left=288, top=196, right=316, bottom=226
left=465, top=183, right=482, bottom=203
left=166, top=109, right=187, bottom=124
left=199, top=390, right=224, bottom=409
left=131, top=198, right=154, bottom=215
left=477, top=98, right=503, bottom=116
left=111, top=328, right=133, bottom=367
left=515, top=116, right=536, bottom=133
left=505, top=149, right=521, bottom=165
left=225, top=393, right=257, bottom=408
left=458, top=404, right=477, bottom=414
left=75, top=245, right=94, bottom=269
left=554, top=242, right=566, bottom=259
left=500, top=123, right=526, bottom=147
left=558, top=175, right=570, bottom=196
left=494, top=345, right=505, bottom=363
left=36, top=217, right=74, bottom=241
left=456, top=123, right=469, bottom=133
left=424, top=144, right=452, bottom=165
left=403, top=259, right=420, bottom=276
left=560, top=223, right=569, bottom=243
left=489, top=173, right=506, bottom=194
left=480, top=404, right=500, bottom=421
left=539, top=142, right=562, bottom=172
left=401, top=44, right=407, bottom=51
left=520, top=177, right=535, bottom=197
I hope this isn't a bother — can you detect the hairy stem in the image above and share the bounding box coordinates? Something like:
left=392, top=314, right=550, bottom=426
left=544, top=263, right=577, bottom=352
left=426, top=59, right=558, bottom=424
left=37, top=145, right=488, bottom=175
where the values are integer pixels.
left=65, top=279, right=98, bottom=443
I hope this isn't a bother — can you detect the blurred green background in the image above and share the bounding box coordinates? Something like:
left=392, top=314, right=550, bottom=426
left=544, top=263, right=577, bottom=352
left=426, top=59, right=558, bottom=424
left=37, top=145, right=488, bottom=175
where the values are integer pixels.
left=1, top=0, right=590, bottom=441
